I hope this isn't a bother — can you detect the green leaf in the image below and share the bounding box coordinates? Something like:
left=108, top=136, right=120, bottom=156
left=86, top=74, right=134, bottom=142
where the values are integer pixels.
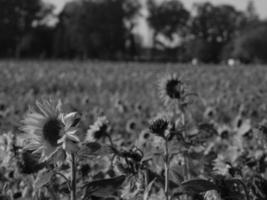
left=78, top=142, right=112, bottom=158
left=142, top=149, right=162, bottom=162
left=169, top=168, right=183, bottom=184
left=82, top=175, right=126, bottom=199
left=174, top=179, right=217, bottom=195
left=35, top=170, right=53, bottom=189
left=188, top=123, right=218, bottom=145
left=143, top=178, right=156, bottom=200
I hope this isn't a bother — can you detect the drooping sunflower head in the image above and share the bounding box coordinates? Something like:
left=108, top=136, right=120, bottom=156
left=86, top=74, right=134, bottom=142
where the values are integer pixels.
left=149, top=117, right=171, bottom=139
left=16, top=149, right=45, bottom=174
left=158, top=73, right=185, bottom=106
left=22, top=99, right=64, bottom=161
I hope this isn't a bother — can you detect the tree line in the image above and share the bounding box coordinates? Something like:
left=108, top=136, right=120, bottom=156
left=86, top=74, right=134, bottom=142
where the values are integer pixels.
left=0, top=0, right=266, bottom=63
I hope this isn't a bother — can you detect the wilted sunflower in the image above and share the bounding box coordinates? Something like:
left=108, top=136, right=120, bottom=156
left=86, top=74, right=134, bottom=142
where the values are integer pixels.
left=22, top=99, right=79, bottom=161
left=16, top=149, right=45, bottom=174
left=158, top=74, right=185, bottom=106
left=149, top=117, right=172, bottom=139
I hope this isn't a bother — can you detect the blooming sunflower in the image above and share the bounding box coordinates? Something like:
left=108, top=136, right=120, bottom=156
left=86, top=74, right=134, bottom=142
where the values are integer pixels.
left=86, top=116, right=110, bottom=142
left=158, top=73, right=185, bottom=106
left=22, top=99, right=79, bottom=161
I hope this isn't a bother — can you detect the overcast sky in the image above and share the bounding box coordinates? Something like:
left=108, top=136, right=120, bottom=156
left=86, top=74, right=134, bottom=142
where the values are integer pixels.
left=46, top=0, right=267, bottom=19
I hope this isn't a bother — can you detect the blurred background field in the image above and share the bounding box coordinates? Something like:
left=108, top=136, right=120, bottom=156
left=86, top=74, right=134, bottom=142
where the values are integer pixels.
left=1, top=60, right=267, bottom=135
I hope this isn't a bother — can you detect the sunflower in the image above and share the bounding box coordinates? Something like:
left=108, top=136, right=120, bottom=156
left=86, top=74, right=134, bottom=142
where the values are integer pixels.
left=158, top=73, right=185, bottom=106
left=149, top=117, right=171, bottom=139
left=86, top=116, right=110, bottom=142
left=22, top=99, right=79, bottom=161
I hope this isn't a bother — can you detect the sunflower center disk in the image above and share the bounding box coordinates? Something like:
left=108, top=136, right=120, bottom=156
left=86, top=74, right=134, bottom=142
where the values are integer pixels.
left=43, top=118, right=62, bottom=147
left=166, top=80, right=181, bottom=99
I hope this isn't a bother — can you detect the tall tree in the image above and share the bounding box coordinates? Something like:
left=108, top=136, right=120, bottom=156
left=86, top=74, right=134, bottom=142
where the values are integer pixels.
left=147, top=0, right=190, bottom=49
left=232, top=22, right=267, bottom=63
left=246, top=0, right=258, bottom=23
left=0, top=0, right=53, bottom=57
left=55, top=0, right=141, bottom=59
left=187, top=2, right=246, bottom=62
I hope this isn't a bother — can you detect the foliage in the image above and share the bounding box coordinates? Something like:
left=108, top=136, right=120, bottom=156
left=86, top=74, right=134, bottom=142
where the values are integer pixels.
left=0, top=0, right=266, bottom=63
left=54, top=0, right=141, bottom=59
left=0, top=0, right=54, bottom=57
left=147, top=0, right=189, bottom=45
left=186, top=2, right=247, bottom=63
left=231, top=22, right=267, bottom=63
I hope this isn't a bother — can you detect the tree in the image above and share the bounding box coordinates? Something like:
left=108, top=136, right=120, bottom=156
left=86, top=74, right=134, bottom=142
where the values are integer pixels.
left=54, top=0, right=141, bottom=59
left=232, top=22, right=267, bottom=63
left=0, top=0, right=53, bottom=57
left=187, top=2, right=246, bottom=63
left=147, top=0, right=190, bottom=49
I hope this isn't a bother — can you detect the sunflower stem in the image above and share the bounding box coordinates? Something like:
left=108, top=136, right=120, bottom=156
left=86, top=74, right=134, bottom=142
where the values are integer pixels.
left=71, top=153, right=76, bottom=200
left=179, top=104, right=190, bottom=200
left=180, top=107, right=190, bottom=181
left=106, top=134, right=114, bottom=147
left=164, top=138, right=169, bottom=200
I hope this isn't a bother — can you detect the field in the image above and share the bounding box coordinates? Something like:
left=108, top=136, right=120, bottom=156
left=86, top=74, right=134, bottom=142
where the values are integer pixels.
left=1, top=61, right=267, bottom=200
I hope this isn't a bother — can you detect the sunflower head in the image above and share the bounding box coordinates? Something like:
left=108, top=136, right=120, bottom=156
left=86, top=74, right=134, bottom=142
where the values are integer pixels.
left=22, top=99, right=65, bottom=161
left=126, top=118, right=137, bottom=134
left=42, top=118, right=63, bottom=147
left=149, top=117, right=171, bottom=139
left=86, top=116, right=110, bottom=141
left=158, top=74, right=185, bottom=106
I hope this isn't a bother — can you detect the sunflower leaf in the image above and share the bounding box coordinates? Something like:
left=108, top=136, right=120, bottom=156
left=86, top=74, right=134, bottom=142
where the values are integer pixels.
left=174, top=179, right=217, bottom=195
left=82, top=175, right=126, bottom=199
left=78, top=142, right=112, bottom=158
left=35, top=170, right=53, bottom=189
left=188, top=123, right=218, bottom=146
left=144, top=178, right=156, bottom=200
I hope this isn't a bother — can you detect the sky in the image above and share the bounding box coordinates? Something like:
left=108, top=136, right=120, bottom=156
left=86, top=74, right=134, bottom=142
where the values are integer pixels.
left=45, top=0, right=267, bottom=19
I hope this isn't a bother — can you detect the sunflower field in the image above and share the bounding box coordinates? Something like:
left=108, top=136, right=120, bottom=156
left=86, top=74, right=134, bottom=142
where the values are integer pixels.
left=1, top=60, right=267, bottom=200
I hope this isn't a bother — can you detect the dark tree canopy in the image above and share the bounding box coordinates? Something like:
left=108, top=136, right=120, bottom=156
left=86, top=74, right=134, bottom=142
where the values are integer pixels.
left=0, top=0, right=53, bottom=57
left=232, top=22, right=267, bottom=63
left=191, top=3, right=246, bottom=43
left=186, top=2, right=247, bottom=63
left=54, top=0, right=141, bottom=59
left=147, top=0, right=190, bottom=45
left=0, top=0, right=265, bottom=63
